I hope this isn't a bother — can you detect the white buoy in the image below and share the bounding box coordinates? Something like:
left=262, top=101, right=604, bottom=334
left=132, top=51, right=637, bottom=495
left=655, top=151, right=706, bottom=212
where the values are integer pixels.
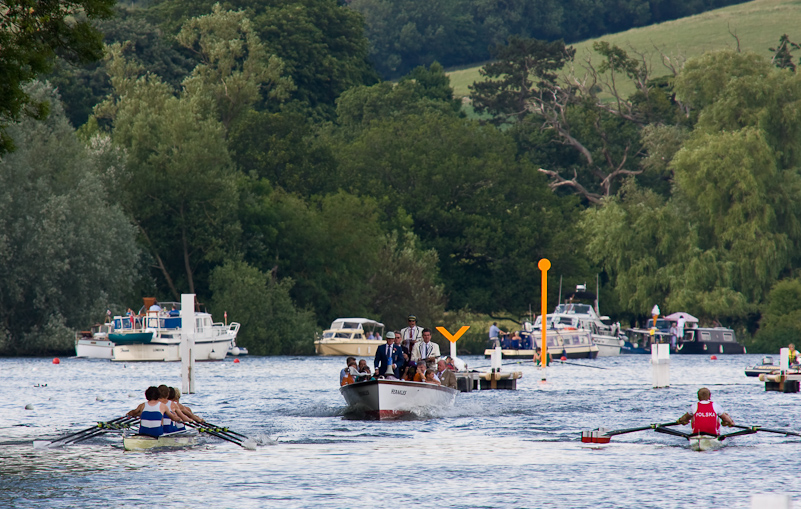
left=25, top=403, right=34, bottom=410
left=181, top=293, right=196, bottom=395
left=651, top=343, right=670, bottom=388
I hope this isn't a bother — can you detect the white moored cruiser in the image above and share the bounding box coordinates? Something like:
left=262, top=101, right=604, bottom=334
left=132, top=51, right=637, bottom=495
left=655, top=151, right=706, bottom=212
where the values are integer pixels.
left=340, top=379, right=458, bottom=419
left=314, top=318, right=385, bottom=356
left=110, top=299, right=240, bottom=362
left=75, top=323, right=114, bottom=359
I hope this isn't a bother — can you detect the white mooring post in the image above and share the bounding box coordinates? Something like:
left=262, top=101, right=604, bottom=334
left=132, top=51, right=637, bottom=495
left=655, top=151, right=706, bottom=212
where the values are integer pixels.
left=450, top=340, right=457, bottom=360
left=180, top=293, right=196, bottom=394
left=780, top=347, right=790, bottom=373
left=651, top=343, right=670, bottom=388
left=491, top=346, right=502, bottom=372
left=750, top=494, right=791, bottom=509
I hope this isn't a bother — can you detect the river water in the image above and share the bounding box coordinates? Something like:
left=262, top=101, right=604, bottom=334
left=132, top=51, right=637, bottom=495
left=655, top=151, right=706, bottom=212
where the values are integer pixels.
left=0, top=354, right=798, bottom=508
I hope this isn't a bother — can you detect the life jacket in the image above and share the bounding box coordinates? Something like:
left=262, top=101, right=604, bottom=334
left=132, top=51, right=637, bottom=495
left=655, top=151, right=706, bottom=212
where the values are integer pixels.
left=340, top=368, right=354, bottom=386
left=692, top=401, right=720, bottom=436
left=139, top=401, right=164, bottom=437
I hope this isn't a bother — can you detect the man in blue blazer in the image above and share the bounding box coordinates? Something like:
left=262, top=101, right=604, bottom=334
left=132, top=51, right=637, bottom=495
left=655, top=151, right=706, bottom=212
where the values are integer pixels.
left=374, top=331, right=400, bottom=377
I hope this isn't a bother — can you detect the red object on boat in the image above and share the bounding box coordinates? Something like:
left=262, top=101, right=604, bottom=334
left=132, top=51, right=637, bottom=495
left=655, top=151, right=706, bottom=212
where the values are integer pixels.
left=52, top=358, right=60, bottom=364
left=233, top=358, right=240, bottom=364
left=710, top=355, right=718, bottom=360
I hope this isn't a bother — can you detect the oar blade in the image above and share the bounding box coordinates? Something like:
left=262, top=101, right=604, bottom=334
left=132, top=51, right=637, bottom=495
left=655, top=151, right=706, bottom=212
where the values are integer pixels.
left=33, top=440, right=53, bottom=449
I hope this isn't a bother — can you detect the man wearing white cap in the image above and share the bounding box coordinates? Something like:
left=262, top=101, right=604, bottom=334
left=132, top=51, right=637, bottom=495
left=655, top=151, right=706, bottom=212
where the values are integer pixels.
left=374, top=331, right=401, bottom=377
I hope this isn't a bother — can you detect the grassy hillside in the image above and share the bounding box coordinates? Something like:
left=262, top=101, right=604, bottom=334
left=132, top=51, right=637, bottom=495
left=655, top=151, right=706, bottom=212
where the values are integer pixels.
left=448, top=0, right=801, bottom=98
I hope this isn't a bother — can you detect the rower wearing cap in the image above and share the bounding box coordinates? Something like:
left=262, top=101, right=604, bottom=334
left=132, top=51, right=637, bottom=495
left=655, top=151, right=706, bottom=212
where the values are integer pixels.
left=400, top=314, right=423, bottom=353
left=677, top=387, right=734, bottom=436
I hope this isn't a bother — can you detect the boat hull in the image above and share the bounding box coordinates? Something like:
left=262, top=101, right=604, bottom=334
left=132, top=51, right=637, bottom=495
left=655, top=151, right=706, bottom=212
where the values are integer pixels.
left=340, top=379, right=458, bottom=419
left=113, top=343, right=180, bottom=362
left=688, top=435, right=723, bottom=452
left=593, top=335, right=622, bottom=357
left=315, top=339, right=383, bottom=357
left=123, top=432, right=198, bottom=451
left=75, top=339, right=114, bottom=359
left=109, top=332, right=154, bottom=344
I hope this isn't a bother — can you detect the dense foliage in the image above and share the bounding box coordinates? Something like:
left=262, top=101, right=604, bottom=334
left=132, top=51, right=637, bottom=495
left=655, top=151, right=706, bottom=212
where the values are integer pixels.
left=4, top=0, right=800, bottom=356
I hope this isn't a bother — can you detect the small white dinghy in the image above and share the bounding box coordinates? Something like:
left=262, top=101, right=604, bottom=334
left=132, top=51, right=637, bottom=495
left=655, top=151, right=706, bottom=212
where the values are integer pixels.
left=123, top=430, right=198, bottom=451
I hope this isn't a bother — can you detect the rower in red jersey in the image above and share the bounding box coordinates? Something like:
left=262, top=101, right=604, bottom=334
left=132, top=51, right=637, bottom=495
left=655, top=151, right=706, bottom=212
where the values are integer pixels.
left=677, top=387, right=734, bottom=436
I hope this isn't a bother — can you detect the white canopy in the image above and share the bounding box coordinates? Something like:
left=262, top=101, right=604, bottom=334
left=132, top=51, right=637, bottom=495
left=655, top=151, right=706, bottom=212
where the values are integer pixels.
left=664, top=312, right=699, bottom=323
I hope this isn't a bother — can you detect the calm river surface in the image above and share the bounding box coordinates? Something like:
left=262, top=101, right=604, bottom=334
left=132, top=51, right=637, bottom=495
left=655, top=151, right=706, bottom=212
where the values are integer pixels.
left=1, top=354, right=799, bottom=508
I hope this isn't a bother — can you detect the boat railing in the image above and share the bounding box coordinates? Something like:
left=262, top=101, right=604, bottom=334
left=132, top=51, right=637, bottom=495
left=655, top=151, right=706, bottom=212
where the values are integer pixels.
left=212, top=322, right=240, bottom=337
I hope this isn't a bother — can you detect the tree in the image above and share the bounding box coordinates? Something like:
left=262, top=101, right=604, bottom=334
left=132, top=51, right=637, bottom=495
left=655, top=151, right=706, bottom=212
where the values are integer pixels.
left=176, top=4, right=294, bottom=129
left=209, top=260, right=317, bottom=355
left=0, top=0, right=114, bottom=153
left=769, top=34, right=800, bottom=72
left=96, top=46, right=240, bottom=301
left=0, top=83, right=141, bottom=354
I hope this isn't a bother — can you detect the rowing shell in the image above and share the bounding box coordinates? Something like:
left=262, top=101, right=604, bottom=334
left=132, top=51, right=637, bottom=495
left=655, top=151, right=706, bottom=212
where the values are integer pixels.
left=123, top=431, right=198, bottom=451
left=688, top=435, right=723, bottom=452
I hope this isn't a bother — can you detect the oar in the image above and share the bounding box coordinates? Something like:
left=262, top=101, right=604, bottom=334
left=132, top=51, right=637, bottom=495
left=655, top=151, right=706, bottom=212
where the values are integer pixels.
left=197, top=421, right=249, bottom=440
left=34, top=416, right=134, bottom=448
left=602, top=421, right=681, bottom=437
left=556, top=360, right=608, bottom=370
left=653, top=426, right=691, bottom=439
left=730, top=424, right=801, bottom=438
left=184, top=421, right=255, bottom=449
left=68, top=418, right=139, bottom=445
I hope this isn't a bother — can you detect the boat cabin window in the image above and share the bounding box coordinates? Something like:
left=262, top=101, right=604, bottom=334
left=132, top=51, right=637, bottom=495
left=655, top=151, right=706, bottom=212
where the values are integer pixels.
left=547, top=338, right=556, bottom=347
left=353, top=333, right=363, bottom=339
left=557, top=317, right=575, bottom=326
left=323, top=332, right=335, bottom=339
left=335, top=332, right=351, bottom=339
left=342, top=322, right=360, bottom=330
left=722, top=332, right=734, bottom=342
left=700, top=332, right=711, bottom=341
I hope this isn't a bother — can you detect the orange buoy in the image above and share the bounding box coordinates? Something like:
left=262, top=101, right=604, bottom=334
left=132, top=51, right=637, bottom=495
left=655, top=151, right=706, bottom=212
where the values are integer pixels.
left=52, top=358, right=60, bottom=364
left=561, top=356, right=567, bottom=361
left=710, top=355, right=718, bottom=360
left=233, top=358, right=240, bottom=364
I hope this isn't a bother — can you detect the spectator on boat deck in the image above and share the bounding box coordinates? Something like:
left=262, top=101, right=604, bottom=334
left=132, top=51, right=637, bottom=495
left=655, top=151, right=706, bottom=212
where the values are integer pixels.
left=424, top=370, right=442, bottom=386
left=413, top=362, right=428, bottom=382
left=489, top=322, right=506, bottom=348
left=669, top=324, right=678, bottom=351
left=400, top=315, right=423, bottom=353
left=393, top=333, right=408, bottom=373
left=374, top=331, right=401, bottom=377
left=402, top=364, right=417, bottom=381
left=149, top=302, right=162, bottom=312
left=411, top=328, right=441, bottom=370
left=366, top=331, right=374, bottom=340
left=678, top=387, right=734, bottom=435
left=436, top=360, right=457, bottom=390
left=126, top=308, right=135, bottom=327
left=445, top=356, right=458, bottom=371
left=676, top=316, right=686, bottom=341
left=340, top=356, right=357, bottom=386
left=358, top=359, right=372, bottom=375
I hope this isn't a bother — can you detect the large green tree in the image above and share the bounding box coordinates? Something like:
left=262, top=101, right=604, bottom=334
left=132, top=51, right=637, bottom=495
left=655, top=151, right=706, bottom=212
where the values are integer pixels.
left=0, top=83, right=141, bottom=354
left=0, top=0, right=114, bottom=152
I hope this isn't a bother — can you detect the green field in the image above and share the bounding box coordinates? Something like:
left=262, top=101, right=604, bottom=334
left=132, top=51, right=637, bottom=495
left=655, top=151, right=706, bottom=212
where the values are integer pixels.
left=447, top=0, right=801, bottom=98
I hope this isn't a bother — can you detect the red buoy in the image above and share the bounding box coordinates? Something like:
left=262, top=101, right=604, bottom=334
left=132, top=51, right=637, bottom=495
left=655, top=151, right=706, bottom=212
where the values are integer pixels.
left=560, top=356, right=567, bottom=361
left=233, top=358, right=240, bottom=364
left=710, top=355, right=718, bottom=360
left=52, top=358, right=60, bottom=364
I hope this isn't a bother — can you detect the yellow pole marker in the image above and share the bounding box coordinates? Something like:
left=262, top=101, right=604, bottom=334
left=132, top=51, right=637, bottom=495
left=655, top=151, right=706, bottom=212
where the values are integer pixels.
left=538, top=258, right=551, bottom=378
left=436, top=326, right=470, bottom=343
left=437, top=326, right=469, bottom=359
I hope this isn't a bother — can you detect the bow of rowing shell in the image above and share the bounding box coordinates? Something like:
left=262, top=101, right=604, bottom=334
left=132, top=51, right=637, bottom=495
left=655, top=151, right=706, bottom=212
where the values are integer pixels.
left=340, top=379, right=458, bottom=419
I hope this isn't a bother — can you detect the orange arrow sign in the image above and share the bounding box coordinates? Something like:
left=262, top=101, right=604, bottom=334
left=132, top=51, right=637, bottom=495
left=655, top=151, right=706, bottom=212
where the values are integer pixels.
left=436, top=326, right=470, bottom=343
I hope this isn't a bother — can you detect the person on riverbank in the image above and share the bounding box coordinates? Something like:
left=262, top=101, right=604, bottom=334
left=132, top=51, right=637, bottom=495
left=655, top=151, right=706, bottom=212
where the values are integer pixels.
left=677, top=387, right=734, bottom=436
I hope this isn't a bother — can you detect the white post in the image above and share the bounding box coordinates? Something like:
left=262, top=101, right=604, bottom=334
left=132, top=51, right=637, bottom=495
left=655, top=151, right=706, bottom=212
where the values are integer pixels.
left=181, top=294, right=196, bottom=394
left=491, top=346, right=502, bottom=372
left=751, top=494, right=791, bottom=509
left=450, top=341, right=457, bottom=359
left=780, top=348, right=790, bottom=373
left=651, top=343, right=670, bottom=388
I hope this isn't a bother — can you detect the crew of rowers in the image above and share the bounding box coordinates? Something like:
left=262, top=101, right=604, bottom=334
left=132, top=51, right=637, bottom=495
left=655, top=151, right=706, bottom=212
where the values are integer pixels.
left=127, top=385, right=204, bottom=438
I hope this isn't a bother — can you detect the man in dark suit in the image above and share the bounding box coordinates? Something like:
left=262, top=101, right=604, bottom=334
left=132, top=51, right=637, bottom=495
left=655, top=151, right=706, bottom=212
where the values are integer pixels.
left=374, top=331, right=400, bottom=377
